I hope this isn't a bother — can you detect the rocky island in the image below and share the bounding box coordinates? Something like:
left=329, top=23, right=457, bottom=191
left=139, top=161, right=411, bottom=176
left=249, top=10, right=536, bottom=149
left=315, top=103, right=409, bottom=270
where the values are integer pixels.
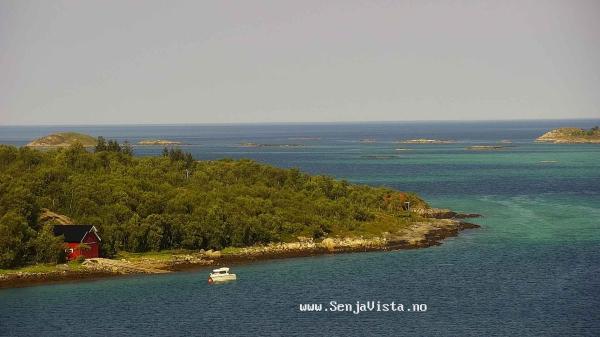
left=138, top=139, right=182, bottom=145
left=398, top=139, right=456, bottom=144
left=536, top=127, right=600, bottom=144
left=239, top=142, right=303, bottom=148
left=466, top=145, right=510, bottom=151
left=26, top=132, right=97, bottom=147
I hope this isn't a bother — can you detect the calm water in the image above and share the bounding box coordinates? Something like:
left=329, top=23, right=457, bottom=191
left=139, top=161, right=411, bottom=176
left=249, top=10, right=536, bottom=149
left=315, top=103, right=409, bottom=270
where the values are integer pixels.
left=1, top=120, right=599, bottom=336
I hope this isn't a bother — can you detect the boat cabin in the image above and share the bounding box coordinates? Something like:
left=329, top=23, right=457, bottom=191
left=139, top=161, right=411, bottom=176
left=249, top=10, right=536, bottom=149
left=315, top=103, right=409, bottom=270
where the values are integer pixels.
left=212, top=267, right=230, bottom=274
left=53, top=225, right=101, bottom=260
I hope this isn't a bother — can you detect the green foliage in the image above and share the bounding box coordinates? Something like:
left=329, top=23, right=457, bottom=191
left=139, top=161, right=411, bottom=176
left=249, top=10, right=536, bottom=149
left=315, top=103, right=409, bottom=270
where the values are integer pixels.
left=95, top=136, right=133, bottom=155
left=0, top=212, right=35, bottom=268
left=567, top=126, right=600, bottom=137
left=28, top=225, right=66, bottom=264
left=163, top=147, right=194, bottom=167
left=0, top=142, right=427, bottom=268
left=586, top=126, right=600, bottom=136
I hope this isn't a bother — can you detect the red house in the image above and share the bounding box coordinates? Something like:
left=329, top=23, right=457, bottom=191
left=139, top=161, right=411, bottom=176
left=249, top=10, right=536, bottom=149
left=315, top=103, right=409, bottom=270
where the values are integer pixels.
left=53, top=225, right=101, bottom=260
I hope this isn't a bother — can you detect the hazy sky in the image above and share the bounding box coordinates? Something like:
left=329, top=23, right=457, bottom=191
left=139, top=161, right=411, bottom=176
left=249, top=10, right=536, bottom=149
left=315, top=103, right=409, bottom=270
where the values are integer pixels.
left=1, top=0, right=599, bottom=125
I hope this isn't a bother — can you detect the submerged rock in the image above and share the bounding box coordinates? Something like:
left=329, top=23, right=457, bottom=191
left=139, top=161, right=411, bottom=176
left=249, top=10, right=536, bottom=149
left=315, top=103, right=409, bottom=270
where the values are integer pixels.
left=412, top=208, right=481, bottom=219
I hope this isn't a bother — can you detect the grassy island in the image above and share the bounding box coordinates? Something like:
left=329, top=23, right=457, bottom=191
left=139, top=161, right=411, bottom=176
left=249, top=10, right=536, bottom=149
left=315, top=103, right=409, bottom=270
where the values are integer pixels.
left=138, top=139, right=182, bottom=145
left=0, top=139, right=478, bottom=286
left=26, top=132, right=97, bottom=147
left=536, top=127, right=600, bottom=144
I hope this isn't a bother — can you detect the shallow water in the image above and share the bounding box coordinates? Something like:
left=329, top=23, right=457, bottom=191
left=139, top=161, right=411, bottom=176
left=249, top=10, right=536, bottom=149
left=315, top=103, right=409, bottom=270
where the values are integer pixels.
left=1, top=120, right=599, bottom=336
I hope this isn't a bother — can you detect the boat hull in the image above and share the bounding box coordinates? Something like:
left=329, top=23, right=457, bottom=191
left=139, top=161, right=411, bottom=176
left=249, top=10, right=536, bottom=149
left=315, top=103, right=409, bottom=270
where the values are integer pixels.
left=209, top=274, right=237, bottom=283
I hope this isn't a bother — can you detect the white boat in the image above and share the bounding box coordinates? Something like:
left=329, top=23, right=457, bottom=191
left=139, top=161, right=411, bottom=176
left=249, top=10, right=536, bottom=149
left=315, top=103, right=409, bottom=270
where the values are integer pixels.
left=208, top=267, right=237, bottom=283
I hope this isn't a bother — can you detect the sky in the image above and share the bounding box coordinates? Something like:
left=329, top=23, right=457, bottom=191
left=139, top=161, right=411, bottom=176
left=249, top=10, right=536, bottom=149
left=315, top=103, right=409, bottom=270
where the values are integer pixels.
left=1, top=0, right=599, bottom=125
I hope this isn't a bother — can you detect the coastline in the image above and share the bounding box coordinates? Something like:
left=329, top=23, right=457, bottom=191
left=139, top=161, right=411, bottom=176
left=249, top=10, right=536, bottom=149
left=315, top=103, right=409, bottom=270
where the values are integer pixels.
left=0, top=213, right=479, bottom=289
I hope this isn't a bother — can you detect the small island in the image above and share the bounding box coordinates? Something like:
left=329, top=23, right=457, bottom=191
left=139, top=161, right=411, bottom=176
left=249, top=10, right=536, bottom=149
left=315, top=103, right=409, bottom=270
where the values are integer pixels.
left=397, top=139, right=456, bottom=144
left=288, top=137, right=321, bottom=141
left=239, top=142, right=303, bottom=148
left=361, top=155, right=399, bottom=160
left=466, top=145, right=509, bottom=151
left=138, top=139, right=182, bottom=145
left=536, top=127, right=600, bottom=144
left=26, top=132, right=97, bottom=147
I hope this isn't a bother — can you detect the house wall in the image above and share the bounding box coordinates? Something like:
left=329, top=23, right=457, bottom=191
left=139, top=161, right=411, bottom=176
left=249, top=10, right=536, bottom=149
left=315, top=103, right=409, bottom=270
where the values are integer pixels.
left=64, top=232, right=100, bottom=260
left=81, top=231, right=100, bottom=258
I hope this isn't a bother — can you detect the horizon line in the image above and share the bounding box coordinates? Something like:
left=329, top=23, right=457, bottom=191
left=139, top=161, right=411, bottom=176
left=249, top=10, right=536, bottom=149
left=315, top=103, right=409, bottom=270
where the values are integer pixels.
left=2, top=117, right=600, bottom=127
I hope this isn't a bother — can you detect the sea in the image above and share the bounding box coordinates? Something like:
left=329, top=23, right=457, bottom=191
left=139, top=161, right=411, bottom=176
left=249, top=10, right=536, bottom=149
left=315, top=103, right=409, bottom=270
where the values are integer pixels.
left=0, top=120, right=599, bottom=336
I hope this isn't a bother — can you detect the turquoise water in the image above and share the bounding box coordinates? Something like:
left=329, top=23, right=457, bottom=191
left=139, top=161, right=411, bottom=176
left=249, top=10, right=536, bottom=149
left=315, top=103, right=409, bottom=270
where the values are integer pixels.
left=1, top=120, right=599, bottom=336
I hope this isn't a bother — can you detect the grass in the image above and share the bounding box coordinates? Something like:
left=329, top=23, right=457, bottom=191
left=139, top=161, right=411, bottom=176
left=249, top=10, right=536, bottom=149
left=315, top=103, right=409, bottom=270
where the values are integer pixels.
left=221, top=247, right=245, bottom=255
left=0, top=260, right=85, bottom=275
left=0, top=264, right=58, bottom=275
left=117, top=247, right=245, bottom=259
left=334, top=212, right=417, bottom=238
left=115, top=249, right=195, bottom=261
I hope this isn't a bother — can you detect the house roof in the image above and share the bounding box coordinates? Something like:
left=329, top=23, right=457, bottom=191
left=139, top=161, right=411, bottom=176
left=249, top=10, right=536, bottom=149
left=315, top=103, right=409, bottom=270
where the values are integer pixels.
left=53, top=225, right=101, bottom=243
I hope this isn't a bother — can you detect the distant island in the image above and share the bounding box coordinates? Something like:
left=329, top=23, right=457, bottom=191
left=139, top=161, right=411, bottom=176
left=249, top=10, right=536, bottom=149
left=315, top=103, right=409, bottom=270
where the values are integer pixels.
left=239, top=142, right=303, bottom=148
left=397, top=139, right=456, bottom=144
left=26, top=132, right=97, bottom=147
left=288, top=137, right=321, bottom=141
left=466, top=145, right=509, bottom=151
left=536, top=127, right=600, bottom=144
left=138, top=139, right=182, bottom=145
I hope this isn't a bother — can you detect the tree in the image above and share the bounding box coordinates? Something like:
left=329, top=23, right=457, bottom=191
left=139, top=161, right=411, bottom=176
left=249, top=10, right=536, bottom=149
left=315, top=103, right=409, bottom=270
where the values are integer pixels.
left=122, top=141, right=134, bottom=156
left=28, top=225, right=66, bottom=264
left=0, top=212, right=34, bottom=268
left=95, top=136, right=107, bottom=152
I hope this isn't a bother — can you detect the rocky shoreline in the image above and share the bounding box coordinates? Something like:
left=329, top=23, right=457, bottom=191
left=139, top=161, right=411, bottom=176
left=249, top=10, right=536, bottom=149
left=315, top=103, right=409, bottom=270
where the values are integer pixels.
left=0, top=209, right=480, bottom=289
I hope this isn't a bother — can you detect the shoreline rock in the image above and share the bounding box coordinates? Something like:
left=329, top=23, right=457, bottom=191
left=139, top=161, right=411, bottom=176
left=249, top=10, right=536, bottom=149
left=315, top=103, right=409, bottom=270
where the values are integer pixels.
left=412, top=207, right=482, bottom=219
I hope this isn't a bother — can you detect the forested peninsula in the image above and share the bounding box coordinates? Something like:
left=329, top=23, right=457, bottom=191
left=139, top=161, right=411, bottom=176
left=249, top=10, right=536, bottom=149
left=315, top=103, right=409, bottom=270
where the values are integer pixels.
left=0, top=137, right=479, bottom=287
